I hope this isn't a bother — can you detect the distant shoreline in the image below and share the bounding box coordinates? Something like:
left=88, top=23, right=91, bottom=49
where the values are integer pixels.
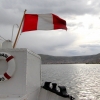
left=39, top=53, right=100, bottom=64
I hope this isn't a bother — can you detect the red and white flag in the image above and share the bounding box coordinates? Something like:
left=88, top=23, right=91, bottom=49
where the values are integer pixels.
left=22, top=13, right=67, bottom=32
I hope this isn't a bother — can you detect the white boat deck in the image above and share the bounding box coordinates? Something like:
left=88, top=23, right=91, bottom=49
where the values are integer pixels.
left=0, top=41, right=74, bottom=100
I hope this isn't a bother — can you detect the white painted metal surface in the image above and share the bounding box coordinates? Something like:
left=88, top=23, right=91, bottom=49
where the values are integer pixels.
left=2, top=40, right=13, bottom=49
left=0, top=48, right=41, bottom=100
left=0, top=41, right=72, bottom=100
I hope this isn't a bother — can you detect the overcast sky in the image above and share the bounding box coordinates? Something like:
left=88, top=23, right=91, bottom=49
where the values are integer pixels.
left=0, top=0, right=100, bottom=56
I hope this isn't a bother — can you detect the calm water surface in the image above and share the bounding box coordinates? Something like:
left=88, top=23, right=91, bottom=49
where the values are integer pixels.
left=41, top=64, right=100, bottom=100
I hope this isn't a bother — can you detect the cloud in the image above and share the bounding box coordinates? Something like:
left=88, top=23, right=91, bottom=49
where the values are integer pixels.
left=79, top=43, right=100, bottom=55
left=15, top=30, right=78, bottom=55
left=80, top=44, right=100, bottom=48
left=0, top=7, right=21, bottom=26
left=0, top=0, right=100, bottom=56
left=1, top=0, right=100, bottom=26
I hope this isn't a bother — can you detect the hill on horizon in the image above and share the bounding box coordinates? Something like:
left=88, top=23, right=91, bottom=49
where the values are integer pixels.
left=39, top=53, right=100, bottom=64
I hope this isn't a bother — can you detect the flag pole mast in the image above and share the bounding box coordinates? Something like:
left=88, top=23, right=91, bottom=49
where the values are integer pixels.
left=13, top=9, right=27, bottom=48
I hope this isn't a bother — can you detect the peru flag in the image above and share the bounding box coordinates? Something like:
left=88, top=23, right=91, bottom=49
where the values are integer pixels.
left=22, top=14, right=67, bottom=32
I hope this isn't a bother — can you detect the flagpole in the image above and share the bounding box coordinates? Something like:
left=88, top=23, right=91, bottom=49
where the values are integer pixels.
left=13, top=9, right=27, bottom=48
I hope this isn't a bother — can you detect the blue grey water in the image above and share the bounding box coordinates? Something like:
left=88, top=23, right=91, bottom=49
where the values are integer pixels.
left=41, top=64, right=100, bottom=100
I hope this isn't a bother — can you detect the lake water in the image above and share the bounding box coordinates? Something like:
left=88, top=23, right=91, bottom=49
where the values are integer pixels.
left=41, top=64, right=100, bottom=100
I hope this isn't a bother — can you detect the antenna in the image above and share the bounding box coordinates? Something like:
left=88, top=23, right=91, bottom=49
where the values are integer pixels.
left=0, top=35, right=6, bottom=41
left=11, top=24, right=19, bottom=41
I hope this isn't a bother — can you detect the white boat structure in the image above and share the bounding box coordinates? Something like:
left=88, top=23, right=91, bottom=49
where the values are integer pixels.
left=0, top=40, right=75, bottom=100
